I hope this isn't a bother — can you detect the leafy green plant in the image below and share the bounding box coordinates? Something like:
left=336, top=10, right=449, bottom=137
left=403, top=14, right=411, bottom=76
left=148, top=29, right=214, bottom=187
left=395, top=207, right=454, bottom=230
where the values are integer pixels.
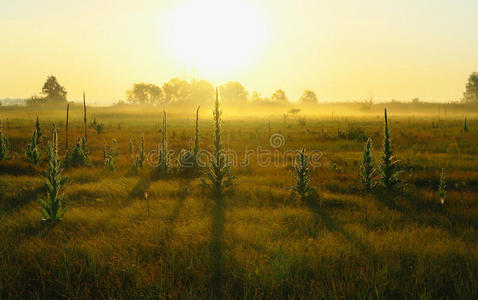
left=438, top=168, right=447, bottom=205
left=0, top=119, right=10, bottom=160
left=35, top=116, right=43, bottom=144
left=103, top=139, right=119, bottom=173
left=379, top=109, right=400, bottom=189
left=70, top=137, right=90, bottom=167
left=26, top=129, right=41, bottom=165
left=292, top=147, right=316, bottom=202
left=201, top=90, right=233, bottom=197
left=40, top=125, right=69, bottom=224
left=359, top=137, right=377, bottom=191
left=464, top=116, right=468, bottom=132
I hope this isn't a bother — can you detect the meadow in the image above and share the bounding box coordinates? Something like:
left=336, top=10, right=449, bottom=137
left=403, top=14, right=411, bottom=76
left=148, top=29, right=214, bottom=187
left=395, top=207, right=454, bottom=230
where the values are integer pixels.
left=0, top=103, right=477, bottom=299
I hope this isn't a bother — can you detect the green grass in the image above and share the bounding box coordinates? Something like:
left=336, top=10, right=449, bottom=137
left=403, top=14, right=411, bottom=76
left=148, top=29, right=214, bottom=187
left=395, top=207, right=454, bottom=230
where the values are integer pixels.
left=0, top=104, right=477, bottom=299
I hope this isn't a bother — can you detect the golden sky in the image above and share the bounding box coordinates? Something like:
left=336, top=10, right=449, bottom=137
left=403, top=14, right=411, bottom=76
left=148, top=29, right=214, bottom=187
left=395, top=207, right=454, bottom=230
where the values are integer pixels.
left=1, top=0, right=478, bottom=103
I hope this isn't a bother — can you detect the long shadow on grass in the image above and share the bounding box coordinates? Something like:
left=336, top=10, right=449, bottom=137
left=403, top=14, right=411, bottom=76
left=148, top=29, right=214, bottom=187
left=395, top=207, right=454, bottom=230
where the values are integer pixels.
left=167, top=179, right=190, bottom=224
left=306, top=199, right=372, bottom=254
left=130, top=176, right=152, bottom=199
left=1, top=186, right=44, bottom=214
left=209, top=195, right=226, bottom=298
left=374, top=190, right=478, bottom=237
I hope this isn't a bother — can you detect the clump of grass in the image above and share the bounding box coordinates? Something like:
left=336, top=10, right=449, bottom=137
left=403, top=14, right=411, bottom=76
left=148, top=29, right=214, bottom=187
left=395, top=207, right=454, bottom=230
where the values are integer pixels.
left=292, top=147, right=316, bottom=202
left=103, top=139, right=119, bottom=173
left=201, top=90, right=233, bottom=197
left=40, top=125, right=69, bottom=224
left=70, top=137, right=91, bottom=167
left=0, top=119, right=11, bottom=160
left=379, top=109, right=401, bottom=189
left=359, top=137, right=377, bottom=191
left=25, top=129, right=41, bottom=165
left=157, top=110, right=170, bottom=177
left=438, top=168, right=447, bottom=205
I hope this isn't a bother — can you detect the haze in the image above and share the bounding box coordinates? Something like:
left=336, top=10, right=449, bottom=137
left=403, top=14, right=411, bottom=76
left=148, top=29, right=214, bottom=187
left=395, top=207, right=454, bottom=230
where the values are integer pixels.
left=1, top=0, right=478, bottom=103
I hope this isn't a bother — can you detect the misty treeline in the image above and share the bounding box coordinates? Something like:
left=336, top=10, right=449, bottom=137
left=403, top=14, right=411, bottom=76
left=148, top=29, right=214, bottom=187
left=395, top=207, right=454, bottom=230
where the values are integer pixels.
left=19, top=71, right=478, bottom=107
left=126, top=78, right=318, bottom=106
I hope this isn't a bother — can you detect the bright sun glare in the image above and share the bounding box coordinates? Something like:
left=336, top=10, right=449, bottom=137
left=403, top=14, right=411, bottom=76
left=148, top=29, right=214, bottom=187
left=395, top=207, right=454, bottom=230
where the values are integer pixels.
left=161, top=0, right=268, bottom=77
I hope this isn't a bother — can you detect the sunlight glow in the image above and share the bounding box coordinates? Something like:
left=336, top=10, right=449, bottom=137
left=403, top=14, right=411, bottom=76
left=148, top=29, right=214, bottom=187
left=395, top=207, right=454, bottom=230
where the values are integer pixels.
left=160, top=0, right=268, bottom=78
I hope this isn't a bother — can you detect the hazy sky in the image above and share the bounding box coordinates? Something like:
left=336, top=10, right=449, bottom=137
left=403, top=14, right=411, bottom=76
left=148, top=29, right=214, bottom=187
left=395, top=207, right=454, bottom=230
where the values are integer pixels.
left=1, top=0, right=478, bottom=104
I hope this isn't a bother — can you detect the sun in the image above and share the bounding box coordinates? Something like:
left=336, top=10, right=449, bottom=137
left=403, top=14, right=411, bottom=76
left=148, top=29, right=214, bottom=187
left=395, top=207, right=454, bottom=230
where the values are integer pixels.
left=160, top=0, right=268, bottom=77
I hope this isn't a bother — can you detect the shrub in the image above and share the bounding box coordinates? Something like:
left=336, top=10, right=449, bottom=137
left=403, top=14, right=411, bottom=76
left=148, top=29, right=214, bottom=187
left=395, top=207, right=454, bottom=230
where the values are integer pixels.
left=40, top=125, right=69, bottom=224
left=70, top=137, right=91, bottom=167
left=359, top=137, right=377, bottom=191
left=26, top=129, right=41, bottom=165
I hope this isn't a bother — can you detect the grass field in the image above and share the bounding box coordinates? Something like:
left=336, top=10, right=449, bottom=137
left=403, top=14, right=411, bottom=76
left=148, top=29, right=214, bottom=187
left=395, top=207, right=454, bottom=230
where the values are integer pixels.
left=0, top=103, right=477, bottom=299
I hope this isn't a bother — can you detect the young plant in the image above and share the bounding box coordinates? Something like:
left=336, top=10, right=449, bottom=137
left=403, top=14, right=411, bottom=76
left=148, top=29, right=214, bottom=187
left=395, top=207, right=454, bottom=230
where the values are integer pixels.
left=40, top=125, right=69, bottom=224
left=157, top=110, right=169, bottom=177
left=292, top=147, right=316, bottom=202
left=193, top=106, right=200, bottom=169
left=0, top=120, right=10, bottom=160
left=137, top=134, right=146, bottom=169
left=129, top=139, right=138, bottom=174
left=35, top=116, right=43, bottom=144
left=179, top=140, right=196, bottom=177
left=103, top=139, right=119, bottom=173
left=70, top=137, right=90, bottom=167
left=464, top=116, right=469, bottom=132
left=379, top=109, right=400, bottom=189
left=438, top=168, right=447, bottom=205
left=26, top=129, right=41, bottom=165
left=359, top=137, right=377, bottom=191
left=201, top=89, right=233, bottom=197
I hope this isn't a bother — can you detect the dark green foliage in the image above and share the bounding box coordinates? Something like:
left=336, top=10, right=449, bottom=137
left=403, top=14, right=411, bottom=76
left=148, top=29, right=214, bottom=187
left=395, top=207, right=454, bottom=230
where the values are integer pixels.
left=70, top=137, right=90, bottom=167
left=379, top=109, right=400, bottom=189
left=201, top=90, right=233, bottom=197
left=26, top=129, right=41, bottom=165
left=0, top=120, right=10, bottom=160
left=360, top=137, right=377, bottom=191
left=103, top=139, right=119, bottom=173
left=292, top=147, right=316, bottom=201
left=464, top=116, right=468, bottom=132
left=157, top=110, right=170, bottom=177
left=40, top=125, right=69, bottom=223
left=438, top=168, right=447, bottom=205
left=35, top=116, right=43, bottom=144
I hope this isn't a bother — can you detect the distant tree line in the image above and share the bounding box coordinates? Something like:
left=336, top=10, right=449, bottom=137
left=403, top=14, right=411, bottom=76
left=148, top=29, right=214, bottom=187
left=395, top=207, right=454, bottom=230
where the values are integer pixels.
left=126, top=78, right=319, bottom=105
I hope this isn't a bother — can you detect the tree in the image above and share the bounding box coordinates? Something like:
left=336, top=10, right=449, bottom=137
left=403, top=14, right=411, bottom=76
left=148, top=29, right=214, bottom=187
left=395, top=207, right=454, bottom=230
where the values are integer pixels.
left=126, top=83, right=163, bottom=104
left=42, top=76, right=67, bottom=103
left=463, top=72, right=478, bottom=103
left=270, top=89, right=288, bottom=104
left=162, top=78, right=190, bottom=103
left=218, top=81, right=248, bottom=105
left=299, top=90, right=318, bottom=104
